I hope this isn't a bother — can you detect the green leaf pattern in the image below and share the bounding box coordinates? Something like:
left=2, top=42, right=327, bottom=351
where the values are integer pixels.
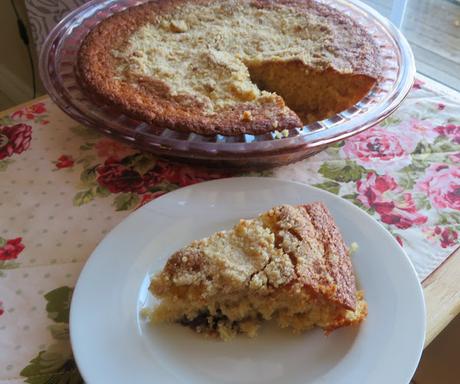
left=313, top=181, right=340, bottom=195
left=20, top=287, right=83, bottom=383
left=318, top=161, right=367, bottom=183
left=123, top=153, right=157, bottom=175
left=0, top=159, right=13, bottom=172
left=113, top=192, right=140, bottom=211
left=45, top=286, right=73, bottom=323
left=73, top=189, right=95, bottom=206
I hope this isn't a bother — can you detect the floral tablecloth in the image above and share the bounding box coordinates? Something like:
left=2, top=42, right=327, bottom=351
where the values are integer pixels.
left=0, top=75, right=459, bottom=383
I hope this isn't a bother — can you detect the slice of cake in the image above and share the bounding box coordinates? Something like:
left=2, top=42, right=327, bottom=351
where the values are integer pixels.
left=149, top=202, right=367, bottom=340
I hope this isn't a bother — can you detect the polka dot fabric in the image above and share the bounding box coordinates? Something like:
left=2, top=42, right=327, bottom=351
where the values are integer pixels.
left=0, top=74, right=460, bottom=381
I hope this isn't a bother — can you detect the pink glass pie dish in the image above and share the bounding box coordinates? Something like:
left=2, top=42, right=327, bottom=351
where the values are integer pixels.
left=39, top=0, right=415, bottom=169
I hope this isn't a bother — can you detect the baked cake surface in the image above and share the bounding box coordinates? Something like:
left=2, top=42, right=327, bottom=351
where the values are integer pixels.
left=149, top=202, right=367, bottom=340
left=78, top=0, right=380, bottom=136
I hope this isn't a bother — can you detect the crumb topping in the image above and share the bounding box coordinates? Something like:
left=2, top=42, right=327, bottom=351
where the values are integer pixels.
left=113, top=0, right=373, bottom=115
left=149, top=202, right=366, bottom=340
left=79, top=0, right=380, bottom=135
left=242, top=110, right=253, bottom=122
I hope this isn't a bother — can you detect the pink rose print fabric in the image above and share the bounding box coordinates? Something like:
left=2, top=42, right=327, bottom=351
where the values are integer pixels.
left=357, top=173, right=427, bottom=229
left=11, top=102, right=49, bottom=125
left=423, top=226, right=459, bottom=249
left=0, top=237, right=25, bottom=260
left=0, top=101, right=47, bottom=171
left=435, top=124, right=460, bottom=145
left=1, top=76, right=460, bottom=382
left=416, top=164, right=460, bottom=210
left=0, top=124, right=32, bottom=160
left=55, top=155, right=75, bottom=169
left=0, top=237, right=25, bottom=277
left=72, top=151, right=230, bottom=210
left=404, top=118, right=438, bottom=143
left=341, top=125, right=417, bottom=173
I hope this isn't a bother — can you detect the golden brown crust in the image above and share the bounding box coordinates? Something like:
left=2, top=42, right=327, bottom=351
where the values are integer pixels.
left=302, top=202, right=357, bottom=309
left=261, top=203, right=356, bottom=310
left=152, top=202, right=360, bottom=308
left=149, top=202, right=366, bottom=339
left=78, top=0, right=380, bottom=136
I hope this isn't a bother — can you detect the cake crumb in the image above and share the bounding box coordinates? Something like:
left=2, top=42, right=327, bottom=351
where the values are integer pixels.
left=170, top=20, right=188, bottom=32
left=273, top=129, right=289, bottom=139
left=242, top=110, right=253, bottom=122
left=349, top=242, right=359, bottom=255
left=273, top=130, right=283, bottom=139
left=140, top=307, right=152, bottom=319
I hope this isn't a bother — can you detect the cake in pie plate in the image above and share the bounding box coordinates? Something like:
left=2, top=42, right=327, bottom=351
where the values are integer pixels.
left=78, top=0, right=381, bottom=136
left=149, top=202, right=367, bottom=340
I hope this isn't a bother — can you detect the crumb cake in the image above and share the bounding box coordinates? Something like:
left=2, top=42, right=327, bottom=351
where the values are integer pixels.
left=149, top=202, right=367, bottom=340
left=78, top=0, right=381, bottom=136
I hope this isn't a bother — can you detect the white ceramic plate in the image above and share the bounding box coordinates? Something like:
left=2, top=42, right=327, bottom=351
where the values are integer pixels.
left=70, top=177, right=425, bottom=384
